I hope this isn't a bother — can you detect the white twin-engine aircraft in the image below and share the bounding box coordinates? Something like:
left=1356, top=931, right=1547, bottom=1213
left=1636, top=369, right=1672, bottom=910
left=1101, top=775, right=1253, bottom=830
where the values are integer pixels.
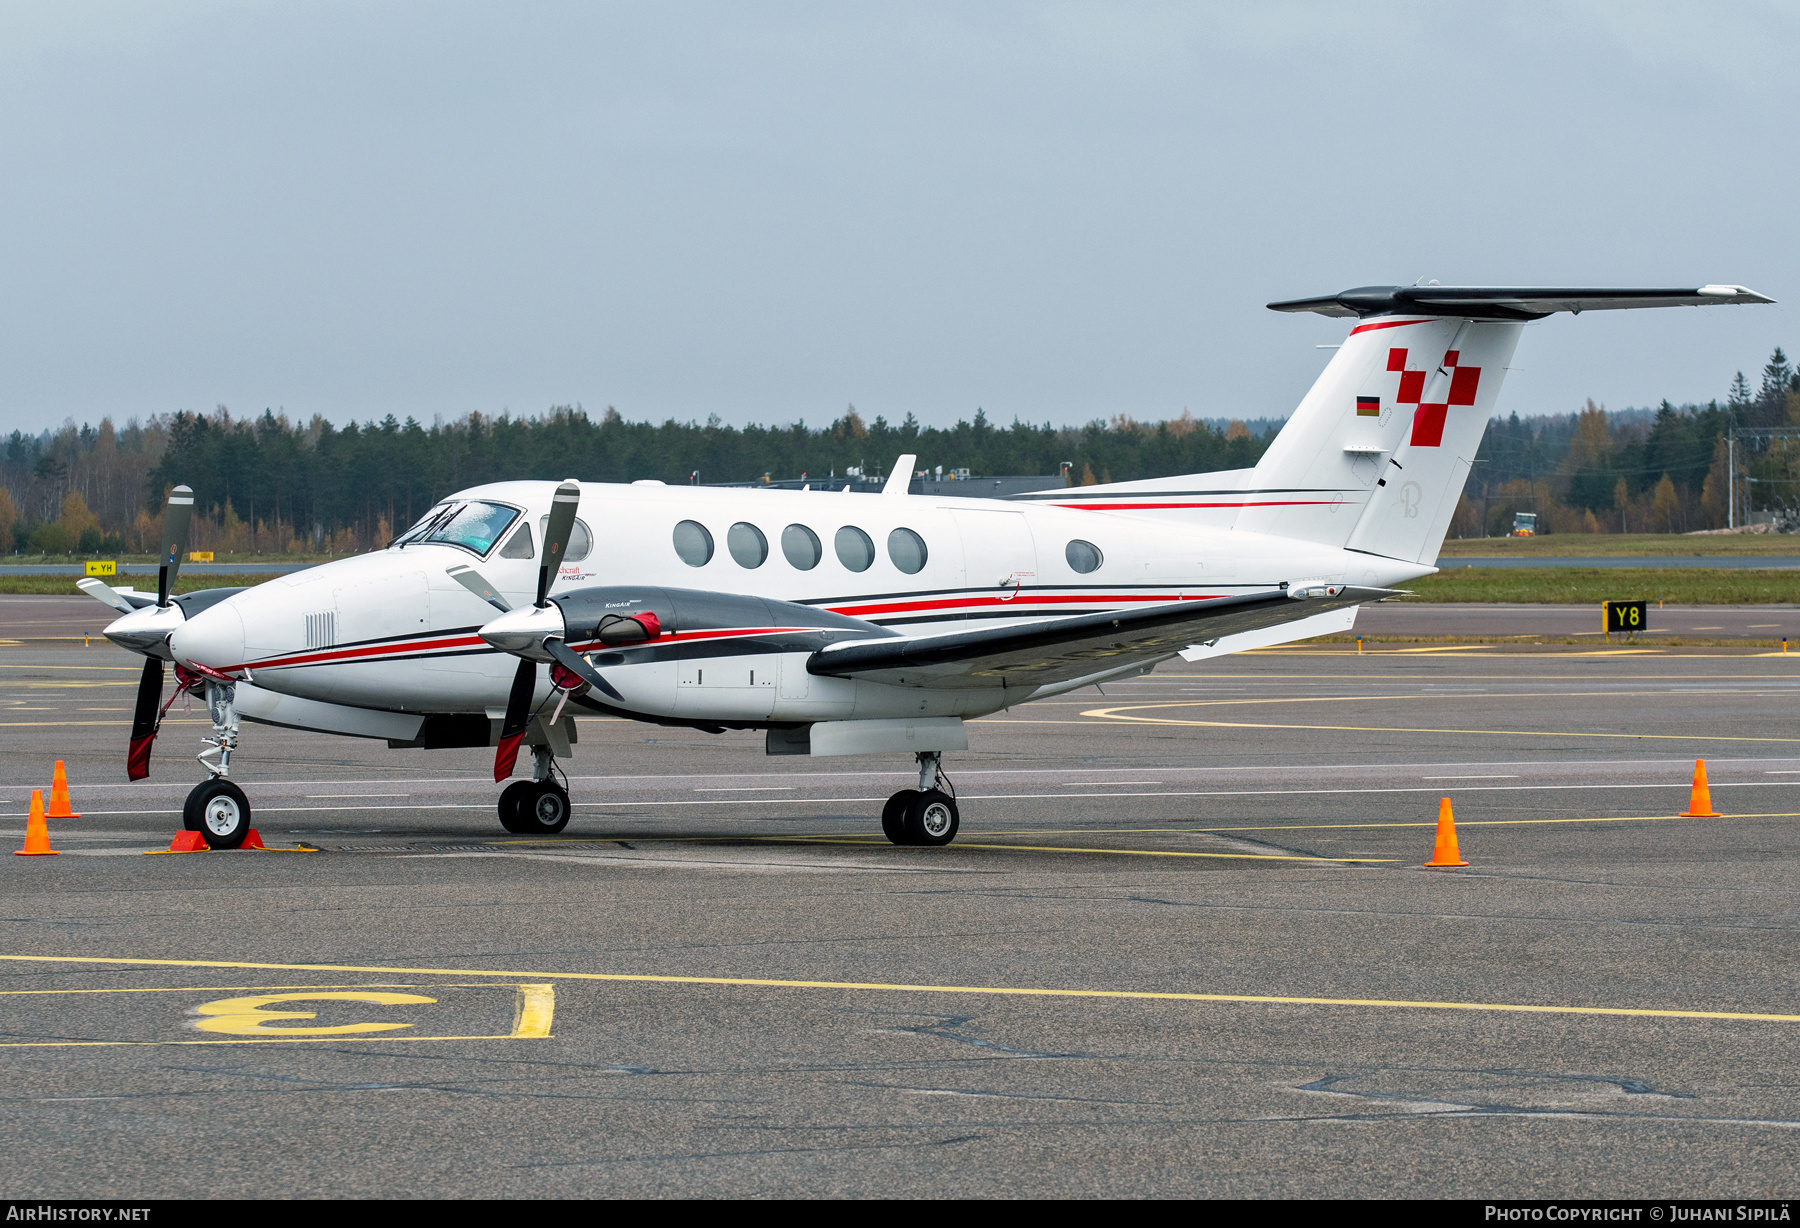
left=85, top=283, right=1772, bottom=849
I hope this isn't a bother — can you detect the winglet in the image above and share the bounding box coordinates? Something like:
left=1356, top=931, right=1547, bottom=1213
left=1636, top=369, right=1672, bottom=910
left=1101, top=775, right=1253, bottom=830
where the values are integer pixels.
left=884, top=455, right=917, bottom=497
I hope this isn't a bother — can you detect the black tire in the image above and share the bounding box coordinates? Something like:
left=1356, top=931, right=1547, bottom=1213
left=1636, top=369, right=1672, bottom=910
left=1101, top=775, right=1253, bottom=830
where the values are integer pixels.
left=181, top=789, right=205, bottom=831
left=497, top=780, right=536, bottom=834
left=881, top=790, right=916, bottom=845
left=903, top=789, right=959, bottom=847
left=513, top=781, right=571, bottom=835
left=187, top=779, right=252, bottom=850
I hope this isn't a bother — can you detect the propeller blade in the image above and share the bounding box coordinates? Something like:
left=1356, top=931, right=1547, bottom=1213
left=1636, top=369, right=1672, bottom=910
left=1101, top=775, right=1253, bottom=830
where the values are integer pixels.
left=127, top=657, right=165, bottom=780
left=158, top=485, right=195, bottom=606
left=543, top=638, right=625, bottom=702
left=446, top=564, right=511, bottom=612
left=494, top=656, right=537, bottom=781
left=536, top=480, right=580, bottom=607
left=77, top=577, right=136, bottom=614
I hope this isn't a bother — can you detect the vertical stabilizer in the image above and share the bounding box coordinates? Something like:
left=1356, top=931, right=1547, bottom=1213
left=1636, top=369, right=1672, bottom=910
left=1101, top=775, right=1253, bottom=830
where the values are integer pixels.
left=1234, top=316, right=1521, bottom=560
left=1342, top=319, right=1523, bottom=563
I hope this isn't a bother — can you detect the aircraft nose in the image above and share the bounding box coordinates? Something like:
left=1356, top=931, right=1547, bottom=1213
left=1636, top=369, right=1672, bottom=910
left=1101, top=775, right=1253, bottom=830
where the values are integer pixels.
left=168, top=603, right=248, bottom=673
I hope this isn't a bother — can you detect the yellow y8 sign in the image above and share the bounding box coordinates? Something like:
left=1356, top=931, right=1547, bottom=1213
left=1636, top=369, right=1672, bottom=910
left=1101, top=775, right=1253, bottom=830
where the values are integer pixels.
left=1603, top=600, right=1646, bottom=636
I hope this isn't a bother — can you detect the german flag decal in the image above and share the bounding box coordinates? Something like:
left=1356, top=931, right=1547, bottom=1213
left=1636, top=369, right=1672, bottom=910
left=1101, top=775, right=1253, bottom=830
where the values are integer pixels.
left=1356, top=396, right=1380, bottom=417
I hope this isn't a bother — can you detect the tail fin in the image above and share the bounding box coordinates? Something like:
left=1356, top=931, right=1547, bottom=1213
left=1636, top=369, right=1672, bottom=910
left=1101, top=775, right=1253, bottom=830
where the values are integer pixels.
left=1233, top=315, right=1519, bottom=561
left=1242, top=283, right=1773, bottom=564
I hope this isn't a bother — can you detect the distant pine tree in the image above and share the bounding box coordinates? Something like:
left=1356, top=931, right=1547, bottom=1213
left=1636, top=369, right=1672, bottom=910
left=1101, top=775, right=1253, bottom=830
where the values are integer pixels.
left=1761, top=347, right=1793, bottom=402
left=1728, top=370, right=1753, bottom=413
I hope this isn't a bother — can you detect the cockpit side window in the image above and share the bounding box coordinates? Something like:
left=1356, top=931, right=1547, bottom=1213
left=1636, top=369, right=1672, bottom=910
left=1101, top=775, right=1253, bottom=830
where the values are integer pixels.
left=499, top=522, right=535, bottom=559
left=421, top=501, right=521, bottom=557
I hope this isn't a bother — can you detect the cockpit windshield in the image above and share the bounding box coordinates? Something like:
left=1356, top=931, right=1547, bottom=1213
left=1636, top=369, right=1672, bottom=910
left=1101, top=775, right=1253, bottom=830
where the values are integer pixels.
left=393, top=503, right=457, bottom=547
left=393, top=501, right=521, bottom=557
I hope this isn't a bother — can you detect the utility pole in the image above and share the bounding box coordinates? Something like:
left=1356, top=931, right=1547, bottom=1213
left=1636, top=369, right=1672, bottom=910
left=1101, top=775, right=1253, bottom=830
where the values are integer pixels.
left=1728, top=432, right=1735, bottom=529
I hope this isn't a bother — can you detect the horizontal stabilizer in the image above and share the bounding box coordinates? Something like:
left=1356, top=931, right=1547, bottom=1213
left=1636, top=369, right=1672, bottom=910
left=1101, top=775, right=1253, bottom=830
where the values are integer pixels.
left=1268, top=284, right=1774, bottom=320
left=808, top=586, right=1398, bottom=689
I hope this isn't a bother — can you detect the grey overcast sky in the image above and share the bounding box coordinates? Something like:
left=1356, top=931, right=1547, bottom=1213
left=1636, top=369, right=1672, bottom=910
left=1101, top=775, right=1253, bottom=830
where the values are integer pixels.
left=1, top=1, right=1795, bottom=437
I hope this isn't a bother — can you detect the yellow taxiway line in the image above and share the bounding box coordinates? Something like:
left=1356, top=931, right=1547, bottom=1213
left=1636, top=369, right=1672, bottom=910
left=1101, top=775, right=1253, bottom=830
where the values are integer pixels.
left=1, top=953, right=1797, bottom=1025
left=734, top=835, right=1391, bottom=862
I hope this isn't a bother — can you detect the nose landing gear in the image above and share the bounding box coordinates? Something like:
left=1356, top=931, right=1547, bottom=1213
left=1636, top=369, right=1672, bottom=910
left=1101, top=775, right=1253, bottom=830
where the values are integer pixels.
left=881, top=751, right=960, bottom=846
left=183, top=679, right=253, bottom=849
left=498, top=745, right=571, bottom=835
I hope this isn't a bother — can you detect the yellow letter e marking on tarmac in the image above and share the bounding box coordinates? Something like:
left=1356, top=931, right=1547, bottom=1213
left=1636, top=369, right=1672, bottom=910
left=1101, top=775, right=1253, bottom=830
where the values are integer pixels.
left=192, top=992, right=437, bottom=1036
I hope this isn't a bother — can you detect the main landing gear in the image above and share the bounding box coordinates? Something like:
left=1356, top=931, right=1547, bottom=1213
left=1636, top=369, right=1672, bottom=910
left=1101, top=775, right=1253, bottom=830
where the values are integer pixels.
left=882, top=751, right=960, bottom=847
left=498, top=745, right=571, bottom=835
left=182, top=679, right=254, bottom=849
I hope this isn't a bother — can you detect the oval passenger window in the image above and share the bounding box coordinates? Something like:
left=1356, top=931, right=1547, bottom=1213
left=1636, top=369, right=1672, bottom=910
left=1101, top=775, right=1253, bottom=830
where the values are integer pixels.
left=887, top=528, right=928, bottom=575
left=1066, top=540, right=1103, bottom=574
left=673, top=520, right=713, bottom=567
left=728, top=522, right=768, bottom=568
left=835, top=526, right=874, bottom=572
left=782, top=524, right=821, bottom=570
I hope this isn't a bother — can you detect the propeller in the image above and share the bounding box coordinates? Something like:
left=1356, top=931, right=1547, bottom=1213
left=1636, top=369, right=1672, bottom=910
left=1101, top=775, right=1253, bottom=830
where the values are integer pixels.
left=493, top=480, right=581, bottom=781
left=158, top=485, right=194, bottom=607
left=126, top=485, right=195, bottom=780
left=446, top=564, right=510, bottom=612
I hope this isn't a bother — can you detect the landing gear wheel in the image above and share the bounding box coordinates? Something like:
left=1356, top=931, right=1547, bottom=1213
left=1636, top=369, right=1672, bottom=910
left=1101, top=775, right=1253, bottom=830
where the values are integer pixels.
left=882, top=790, right=918, bottom=845
left=903, top=789, right=959, bottom=847
left=497, top=780, right=536, bottom=834
left=512, top=781, right=571, bottom=835
left=186, top=779, right=251, bottom=850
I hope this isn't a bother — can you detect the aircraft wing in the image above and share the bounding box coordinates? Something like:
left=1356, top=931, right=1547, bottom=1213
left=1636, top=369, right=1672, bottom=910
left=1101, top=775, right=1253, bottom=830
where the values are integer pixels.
left=805, top=585, right=1397, bottom=689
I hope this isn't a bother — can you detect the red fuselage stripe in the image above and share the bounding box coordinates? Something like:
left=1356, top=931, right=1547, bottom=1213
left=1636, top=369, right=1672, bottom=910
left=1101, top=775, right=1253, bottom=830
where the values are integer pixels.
left=824, top=593, right=1220, bottom=618
left=245, top=633, right=489, bottom=672
left=1051, top=500, right=1339, bottom=511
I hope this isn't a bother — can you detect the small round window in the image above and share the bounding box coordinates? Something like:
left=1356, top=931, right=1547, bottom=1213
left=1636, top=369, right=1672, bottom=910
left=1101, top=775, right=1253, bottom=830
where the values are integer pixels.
left=782, top=524, right=821, bottom=570
left=835, top=526, right=874, bottom=572
left=1066, top=539, right=1103, bottom=574
left=673, top=520, right=713, bottom=567
left=728, top=522, right=768, bottom=569
left=888, top=528, right=928, bottom=575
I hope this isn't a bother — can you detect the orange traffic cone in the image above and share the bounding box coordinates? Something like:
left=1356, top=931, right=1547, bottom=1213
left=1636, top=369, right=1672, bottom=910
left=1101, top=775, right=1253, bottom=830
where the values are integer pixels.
left=15, top=791, right=59, bottom=856
left=45, top=760, right=79, bottom=818
left=1680, top=758, right=1722, bottom=818
left=1423, top=797, right=1468, bottom=868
